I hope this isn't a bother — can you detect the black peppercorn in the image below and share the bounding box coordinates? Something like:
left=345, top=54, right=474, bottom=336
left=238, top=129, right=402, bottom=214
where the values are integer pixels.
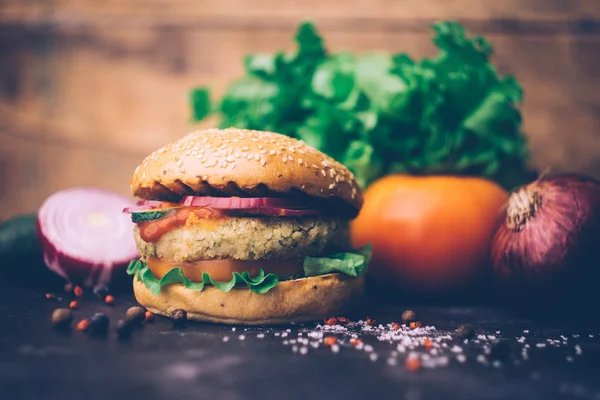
left=93, top=284, right=109, bottom=299
left=456, top=323, right=475, bottom=340
left=89, top=313, right=110, bottom=335
left=116, top=319, right=133, bottom=339
left=401, top=310, right=417, bottom=324
left=51, top=308, right=72, bottom=330
left=125, top=307, right=146, bottom=326
left=490, top=341, right=511, bottom=361
left=171, top=309, right=187, bottom=327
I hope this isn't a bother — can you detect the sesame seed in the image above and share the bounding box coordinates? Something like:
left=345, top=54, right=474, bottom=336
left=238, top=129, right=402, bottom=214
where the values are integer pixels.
left=282, top=157, right=287, bottom=163
left=289, top=147, right=295, bottom=153
left=328, top=183, right=336, bottom=190
left=260, top=149, right=267, bottom=154
left=230, top=163, right=236, bottom=170
left=288, top=156, right=294, bottom=162
left=242, top=146, right=249, bottom=152
left=202, top=175, right=208, bottom=181
left=260, top=158, right=266, bottom=166
left=254, top=154, right=260, bottom=161
left=297, top=158, right=303, bottom=165
left=246, top=154, right=253, bottom=160
left=321, top=170, right=326, bottom=177
left=269, top=150, right=276, bottom=155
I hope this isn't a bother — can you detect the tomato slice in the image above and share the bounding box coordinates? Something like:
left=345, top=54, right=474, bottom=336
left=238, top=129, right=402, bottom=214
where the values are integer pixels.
left=146, top=257, right=304, bottom=282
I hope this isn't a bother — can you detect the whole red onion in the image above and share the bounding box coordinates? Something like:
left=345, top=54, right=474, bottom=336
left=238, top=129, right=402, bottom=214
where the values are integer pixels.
left=491, top=173, right=600, bottom=305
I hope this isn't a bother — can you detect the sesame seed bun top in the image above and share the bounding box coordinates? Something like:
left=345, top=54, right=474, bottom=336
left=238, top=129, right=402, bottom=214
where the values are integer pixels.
left=130, top=128, right=363, bottom=216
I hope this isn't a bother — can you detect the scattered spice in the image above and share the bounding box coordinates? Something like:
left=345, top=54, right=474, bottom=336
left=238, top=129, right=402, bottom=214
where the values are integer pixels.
left=323, top=336, right=338, bottom=346
left=116, top=319, right=133, bottom=339
left=409, top=321, right=422, bottom=330
left=171, top=309, right=187, bottom=327
left=104, top=295, right=115, bottom=305
left=324, top=317, right=338, bottom=326
left=456, top=324, right=475, bottom=340
left=76, top=319, right=90, bottom=332
left=89, top=313, right=109, bottom=335
left=145, top=311, right=155, bottom=322
left=366, top=317, right=376, bottom=326
left=93, top=285, right=109, bottom=299
left=423, top=338, right=433, bottom=350
left=51, top=308, right=72, bottom=330
left=405, top=356, right=422, bottom=372
left=64, top=283, right=73, bottom=293
left=401, top=310, right=417, bottom=324
left=69, top=300, right=79, bottom=310
left=73, top=286, right=84, bottom=298
left=350, top=338, right=362, bottom=346
left=125, top=307, right=146, bottom=325
left=45, top=293, right=56, bottom=300
left=391, top=322, right=401, bottom=330
left=337, top=317, right=350, bottom=324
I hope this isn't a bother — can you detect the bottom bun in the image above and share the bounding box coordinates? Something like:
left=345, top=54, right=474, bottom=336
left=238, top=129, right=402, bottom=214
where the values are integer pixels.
left=133, top=273, right=365, bottom=325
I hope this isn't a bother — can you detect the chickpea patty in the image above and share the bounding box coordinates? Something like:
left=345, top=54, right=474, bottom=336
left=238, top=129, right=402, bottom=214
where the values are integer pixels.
left=134, top=216, right=350, bottom=262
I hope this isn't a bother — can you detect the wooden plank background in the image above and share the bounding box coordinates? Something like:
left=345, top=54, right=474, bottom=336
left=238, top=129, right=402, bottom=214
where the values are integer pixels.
left=1, top=0, right=599, bottom=218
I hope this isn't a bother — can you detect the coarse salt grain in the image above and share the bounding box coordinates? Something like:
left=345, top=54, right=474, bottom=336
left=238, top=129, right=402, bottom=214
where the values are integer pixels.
left=281, top=332, right=288, bottom=338
left=536, top=343, right=546, bottom=348
left=493, top=360, right=502, bottom=368
left=370, top=353, right=378, bottom=362
left=457, top=354, right=466, bottom=363
left=517, top=337, right=526, bottom=343
left=238, top=335, right=246, bottom=341
left=523, top=330, right=529, bottom=333
left=487, top=335, right=496, bottom=340
left=222, top=336, right=229, bottom=342
left=477, top=355, right=487, bottom=364
left=292, top=346, right=298, bottom=353
left=575, top=345, right=582, bottom=355
left=257, top=333, right=265, bottom=339
left=282, top=340, right=289, bottom=345
left=232, top=327, right=236, bottom=332
left=331, top=344, right=340, bottom=353
left=566, top=356, right=574, bottom=362
left=451, top=346, right=463, bottom=353
left=364, top=345, right=374, bottom=352
left=299, top=347, right=308, bottom=355
left=387, top=358, right=398, bottom=366
left=310, top=342, right=319, bottom=348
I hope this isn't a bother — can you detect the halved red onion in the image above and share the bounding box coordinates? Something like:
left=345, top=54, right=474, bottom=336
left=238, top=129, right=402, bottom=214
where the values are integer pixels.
left=180, top=196, right=317, bottom=211
left=37, top=187, right=140, bottom=287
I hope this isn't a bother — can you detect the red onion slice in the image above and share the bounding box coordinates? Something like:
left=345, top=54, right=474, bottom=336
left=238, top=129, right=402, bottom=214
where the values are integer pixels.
left=229, top=207, right=322, bottom=217
left=180, top=196, right=317, bottom=211
left=37, top=187, right=140, bottom=287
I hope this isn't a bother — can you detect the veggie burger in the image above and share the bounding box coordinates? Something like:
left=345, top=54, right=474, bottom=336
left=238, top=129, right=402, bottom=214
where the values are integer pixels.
left=125, top=128, right=370, bottom=324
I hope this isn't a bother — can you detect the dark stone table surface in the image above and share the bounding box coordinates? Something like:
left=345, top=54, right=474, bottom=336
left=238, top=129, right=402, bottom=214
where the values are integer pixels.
left=1, top=270, right=600, bottom=400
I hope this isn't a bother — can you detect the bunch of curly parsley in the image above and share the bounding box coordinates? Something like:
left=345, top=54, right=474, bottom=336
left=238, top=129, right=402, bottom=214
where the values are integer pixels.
left=190, top=21, right=531, bottom=190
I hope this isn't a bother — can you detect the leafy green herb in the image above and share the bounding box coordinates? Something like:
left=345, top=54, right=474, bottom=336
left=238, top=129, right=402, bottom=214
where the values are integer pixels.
left=303, top=244, right=372, bottom=278
left=191, top=20, right=531, bottom=189
left=126, top=260, right=279, bottom=295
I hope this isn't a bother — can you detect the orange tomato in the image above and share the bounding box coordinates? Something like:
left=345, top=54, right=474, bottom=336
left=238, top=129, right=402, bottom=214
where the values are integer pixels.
left=351, top=175, right=508, bottom=293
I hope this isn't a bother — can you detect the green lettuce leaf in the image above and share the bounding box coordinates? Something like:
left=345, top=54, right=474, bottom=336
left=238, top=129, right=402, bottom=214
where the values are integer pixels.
left=303, top=244, right=372, bottom=278
left=126, top=260, right=280, bottom=295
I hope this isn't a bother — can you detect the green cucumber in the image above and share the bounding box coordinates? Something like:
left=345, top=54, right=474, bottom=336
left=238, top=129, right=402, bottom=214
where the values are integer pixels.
left=131, top=208, right=178, bottom=223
